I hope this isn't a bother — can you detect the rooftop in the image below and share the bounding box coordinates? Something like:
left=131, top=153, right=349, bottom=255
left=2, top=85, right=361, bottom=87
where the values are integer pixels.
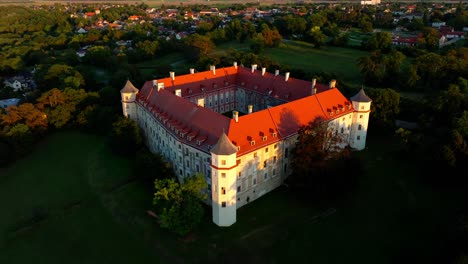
left=136, top=66, right=355, bottom=155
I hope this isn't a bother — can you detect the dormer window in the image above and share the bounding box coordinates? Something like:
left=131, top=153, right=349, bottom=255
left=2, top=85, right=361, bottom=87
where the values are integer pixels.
left=272, top=133, right=277, bottom=137
left=262, top=136, right=267, bottom=141
left=250, top=141, right=256, bottom=146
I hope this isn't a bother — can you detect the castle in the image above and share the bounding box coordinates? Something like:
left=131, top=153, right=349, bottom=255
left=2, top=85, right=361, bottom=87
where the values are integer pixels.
left=120, top=63, right=371, bottom=226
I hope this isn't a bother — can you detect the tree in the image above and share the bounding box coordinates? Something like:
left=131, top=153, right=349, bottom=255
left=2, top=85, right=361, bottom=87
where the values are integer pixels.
left=418, top=27, right=440, bottom=51
left=290, top=117, right=359, bottom=198
left=260, top=27, right=282, bottom=48
left=84, top=46, right=113, bottom=67
left=1, top=103, right=47, bottom=131
left=308, top=26, right=327, bottom=48
left=153, top=173, right=207, bottom=236
left=359, top=17, right=373, bottom=33
left=109, top=117, right=142, bottom=156
left=292, top=117, right=346, bottom=173
left=36, top=88, right=98, bottom=129
left=135, top=40, right=159, bottom=58
left=39, top=64, right=85, bottom=90
left=363, top=32, right=392, bottom=52
left=185, top=34, right=215, bottom=60
left=367, top=88, right=400, bottom=126
left=135, top=149, right=174, bottom=187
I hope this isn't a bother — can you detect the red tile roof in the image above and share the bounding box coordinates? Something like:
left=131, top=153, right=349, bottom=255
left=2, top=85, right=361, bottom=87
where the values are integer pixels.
left=138, top=89, right=230, bottom=151
left=137, top=66, right=355, bottom=155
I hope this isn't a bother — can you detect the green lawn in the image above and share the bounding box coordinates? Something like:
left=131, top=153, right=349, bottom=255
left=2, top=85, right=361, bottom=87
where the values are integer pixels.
left=0, top=131, right=460, bottom=263
left=264, top=41, right=369, bottom=86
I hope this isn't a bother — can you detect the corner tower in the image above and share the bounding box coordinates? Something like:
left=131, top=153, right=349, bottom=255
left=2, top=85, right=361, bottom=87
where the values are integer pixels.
left=210, top=133, right=238, bottom=226
left=350, top=89, right=372, bottom=150
left=120, top=80, right=139, bottom=120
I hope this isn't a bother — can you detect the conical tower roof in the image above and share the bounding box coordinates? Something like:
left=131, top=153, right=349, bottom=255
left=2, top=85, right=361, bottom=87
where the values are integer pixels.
left=120, top=80, right=139, bottom=93
left=350, top=88, right=372, bottom=102
left=211, top=132, right=238, bottom=155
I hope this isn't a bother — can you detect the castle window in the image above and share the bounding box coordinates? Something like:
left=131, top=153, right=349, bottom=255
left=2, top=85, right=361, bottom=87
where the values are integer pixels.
left=252, top=176, right=257, bottom=186
left=254, top=152, right=257, bottom=158
left=125, top=96, right=129, bottom=100
left=196, top=153, right=199, bottom=158
left=285, top=148, right=289, bottom=158
left=264, top=173, right=268, bottom=180
left=238, top=172, right=242, bottom=178
left=273, top=156, right=277, bottom=163
left=222, top=202, right=226, bottom=207
left=237, top=186, right=241, bottom=192
left=274, top=144, right=277, bottom=149
left=341, top=127, right=344, bottom=133
left=264, top=161, right=267, bottom=168
left=221, top=173, right=226, bottom=178
left=342, top=117, right=345, bottom=121
left=358, top=125, right=362, bottom=130
left=221, top=187, right=226, bottom=195
left=221, top=160, right=226, bottom=165
left=237, top=159, right=241, bottom=164
left=361, top=106, right=364, bottom=110
left=265, top=147, right=269, bottom=153
left=357, top=136, right=361, bottom=140
left=196, top=165, right=200, bottom=172
left=360, top=115, right=363, bottom=119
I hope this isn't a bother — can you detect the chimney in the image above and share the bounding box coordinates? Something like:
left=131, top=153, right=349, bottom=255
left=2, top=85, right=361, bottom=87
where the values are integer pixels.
left=233, top=61, right=238, bottom=69
left=210, top=65, right=216, bottom=75
left=285, top=72, right=290, bottom=82
left=329, top=79, right=336, bottom=89
left=262, top=67, right=266, bottom=76
left=248, top=104, right=253, bottom=114
left=251, top=64, right=257, bottom=73
left=189, top=68, right=195, bottom=74
left=197, top=98, right=204, bottom=107
left=233, top=111, right=239, bottom=122
left=312, top=78, right=317, bottom=95
left=169, top=71, right=175, bottom=81
left=275, top=69, right=279, bottom=76
left=175, top=89, right=182, bottom=97
left=152, top=80, right=157, bottom=87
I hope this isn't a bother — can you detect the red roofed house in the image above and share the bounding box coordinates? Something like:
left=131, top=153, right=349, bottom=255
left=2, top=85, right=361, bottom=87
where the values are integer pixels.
left=120, top=64, right=371, bottom=226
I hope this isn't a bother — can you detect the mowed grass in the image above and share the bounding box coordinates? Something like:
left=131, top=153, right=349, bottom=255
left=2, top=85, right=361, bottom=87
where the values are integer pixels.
left=0, top=131, right=460, bottom=263
left=0, top=132, right=160, bottom=264
left=264, top=40, right=369, bottom=85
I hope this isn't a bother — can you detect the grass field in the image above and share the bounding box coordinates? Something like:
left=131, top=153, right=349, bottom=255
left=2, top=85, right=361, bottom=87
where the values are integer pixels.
left=0, top=131, right=461, bottom=263
left=264, top=41, right=369, bottom=86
